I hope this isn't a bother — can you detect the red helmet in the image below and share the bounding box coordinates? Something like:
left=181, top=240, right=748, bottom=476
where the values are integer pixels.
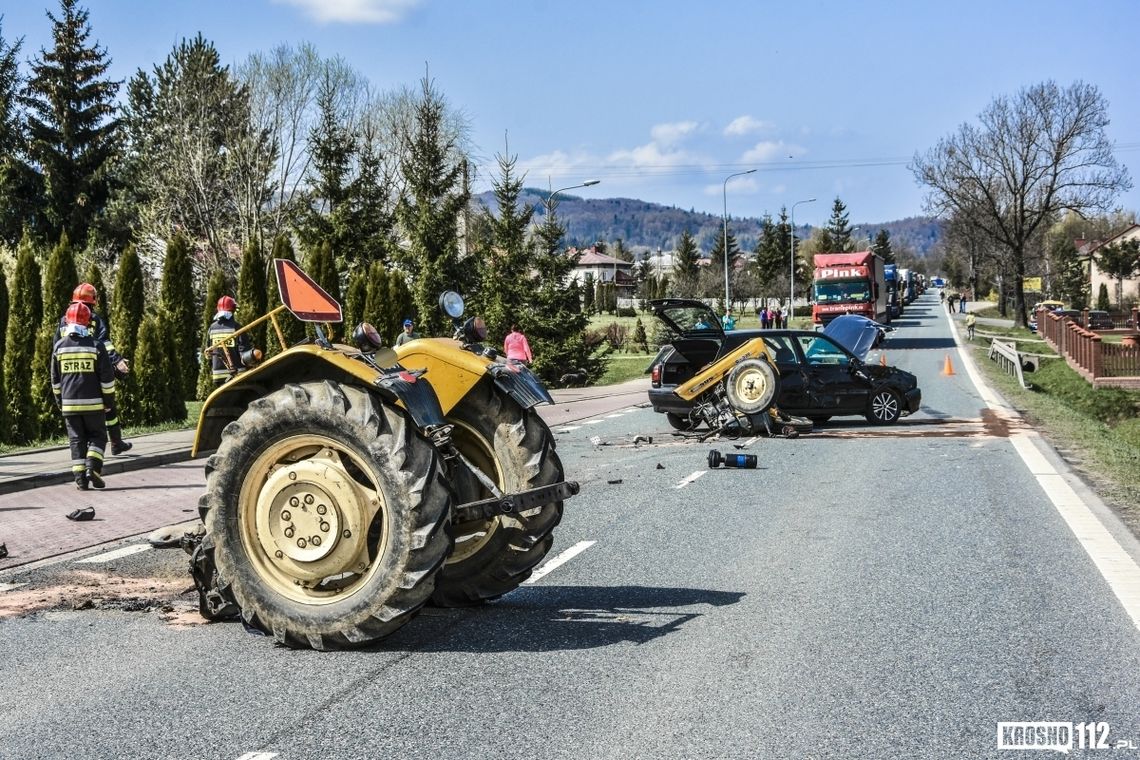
left=72, top=283, right=98, bottom=306
left=66, top=302, right=92, bottom=327
left=217, top=295, right=237, bottom=312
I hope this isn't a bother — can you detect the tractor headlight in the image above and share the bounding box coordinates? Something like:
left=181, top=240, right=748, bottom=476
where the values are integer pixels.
left=439, top=291, right=465, bottom=319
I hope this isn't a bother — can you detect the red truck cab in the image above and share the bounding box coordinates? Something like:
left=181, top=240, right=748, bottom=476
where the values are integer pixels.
left=811, top=251, right=889, bottom=326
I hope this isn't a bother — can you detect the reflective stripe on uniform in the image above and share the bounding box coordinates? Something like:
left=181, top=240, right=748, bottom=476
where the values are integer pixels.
left=61, top=402, right=105, bottom=413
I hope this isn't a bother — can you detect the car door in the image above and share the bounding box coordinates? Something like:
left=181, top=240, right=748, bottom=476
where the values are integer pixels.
left=761, top=335, right=808, bottom=410
left=795, top=334, right=870, bottom=413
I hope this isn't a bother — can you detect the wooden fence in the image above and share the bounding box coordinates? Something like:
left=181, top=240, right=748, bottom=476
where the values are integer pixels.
left=1037, top=309, right=1140, bottom=389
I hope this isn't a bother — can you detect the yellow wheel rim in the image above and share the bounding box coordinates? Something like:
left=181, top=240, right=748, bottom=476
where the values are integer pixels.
left=238, top=434, right=386, bottom=604
left=447, top=419, right=503, bottom=564
left=731, top=364, right=774, bottom=410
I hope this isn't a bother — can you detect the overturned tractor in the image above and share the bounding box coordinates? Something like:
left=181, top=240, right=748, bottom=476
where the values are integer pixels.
left=186, top=260, right=576, bottom=649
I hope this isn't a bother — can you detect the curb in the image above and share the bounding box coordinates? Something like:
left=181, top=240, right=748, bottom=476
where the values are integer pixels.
left=0, top=449, right=198, bottom=496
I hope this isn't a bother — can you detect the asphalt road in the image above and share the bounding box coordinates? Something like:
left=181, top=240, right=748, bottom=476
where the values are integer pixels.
left=2, top=293, right=1140, bottom=759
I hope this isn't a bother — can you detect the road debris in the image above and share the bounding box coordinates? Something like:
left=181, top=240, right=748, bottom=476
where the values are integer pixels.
left=707, top=450, right=758, bottom=469
left=607, top=479, right=623, bottom=485
left=0, top=543, right=7, bottom=559
left=65, top=507, right=95, bottom=522
left=656, top=463, right=665, bottom=470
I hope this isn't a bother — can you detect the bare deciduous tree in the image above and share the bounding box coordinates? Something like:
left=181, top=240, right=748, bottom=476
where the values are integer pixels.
left=913, top=81, right=1131, bottom=326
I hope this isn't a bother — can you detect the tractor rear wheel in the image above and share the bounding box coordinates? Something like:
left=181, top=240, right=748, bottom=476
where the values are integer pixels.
left=200, top=381, right=452, bottom=649
left=432, top=378, right=564, bottom=606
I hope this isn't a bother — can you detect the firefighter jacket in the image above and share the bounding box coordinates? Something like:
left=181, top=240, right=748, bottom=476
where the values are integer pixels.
left=51, top=330, right=115, bottom=415
left=57, top=309, right=123, bottom=366
left=206, top=315, right=253, bottom=383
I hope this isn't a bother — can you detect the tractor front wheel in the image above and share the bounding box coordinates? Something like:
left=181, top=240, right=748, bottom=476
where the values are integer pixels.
left=433, top=378, right=564, bottom=606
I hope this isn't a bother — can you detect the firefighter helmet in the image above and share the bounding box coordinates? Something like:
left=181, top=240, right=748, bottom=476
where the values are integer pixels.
left=217, top=295, right=237, bottom=312
left=66, top=301, right=92, bottom=327
left=72, top=283, right=98, bottom=306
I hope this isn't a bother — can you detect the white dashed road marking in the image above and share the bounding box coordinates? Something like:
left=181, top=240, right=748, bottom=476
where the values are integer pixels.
left=76, top=544, right=151, bottom=564
left=0, top=583, right=28, bottom=592
left=236, top=753, right=278, bottom=760
left=556, top=426, right=581, bottom=433
left=524, top=541, right=596, bottom=584
left=674, top=470, right=707, bottom=489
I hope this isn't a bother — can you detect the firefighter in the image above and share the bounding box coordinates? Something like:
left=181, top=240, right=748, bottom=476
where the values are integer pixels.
left=51, top=302, right=116, bottom=491
left=59, top=283, right=132, bottom=455
left=206, top=295, right=257, bottom=386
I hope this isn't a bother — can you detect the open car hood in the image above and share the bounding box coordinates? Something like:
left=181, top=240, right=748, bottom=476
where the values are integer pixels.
left=823, top=314, right=891, bottom=361
left=649, top=298, right=725, bottom=339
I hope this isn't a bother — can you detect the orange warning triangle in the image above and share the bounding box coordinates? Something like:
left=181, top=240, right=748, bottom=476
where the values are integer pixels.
left=274, top=259, right=343, bottom=323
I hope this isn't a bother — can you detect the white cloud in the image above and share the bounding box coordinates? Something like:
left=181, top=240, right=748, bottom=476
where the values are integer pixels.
left=742, top=140, right=805, bottom=163
left=702, top=176, right=759, bottom=196
left=274, top=0, right=421, bottom=24
left=649, top=121, right=700, bottom=146
left=724, top=115, right=772, bottom=137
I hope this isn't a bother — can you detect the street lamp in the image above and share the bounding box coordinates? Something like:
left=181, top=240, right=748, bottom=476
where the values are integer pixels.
left=722, top=169, right=756, bottom=313
left=548, top=179, right=600, bottom=207
left=789, top=197, right=816, bottom=321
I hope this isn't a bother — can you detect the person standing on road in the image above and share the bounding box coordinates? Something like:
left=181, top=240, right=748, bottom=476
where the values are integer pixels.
left=721, top=311, right=736, bottom=331
left=503, top=324, right=533, bottom=364
left=51, top=302, right=115, bottom=491
left=939, top=290, right=945, bottom=305
left=966, top=311, right=977, bottom=339
left=947, top=294, right=956, bottom=314
left=959, top=293, right=967, bottom=313
left=59, top=283, right=132, bottom=455
left=205, top=295, right=255, bottom=386
left=394, top=318, right=420, bottom=347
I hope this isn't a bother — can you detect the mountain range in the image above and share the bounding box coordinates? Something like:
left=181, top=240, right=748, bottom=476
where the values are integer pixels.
left=475, top=188, right=943, bottom=258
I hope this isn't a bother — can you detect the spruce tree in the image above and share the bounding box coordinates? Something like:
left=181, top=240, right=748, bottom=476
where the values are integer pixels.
left=0, top=22, right=34, bottom=247
left=3, top=239, right=43, bottom=443
left=157, top=312, right=186, bottom=423
left=394, top=76, right=471, bottom=338
left=265, top=234, right=305, bottom=351
left=826, top=197, right=853, bottom=252
left=872, top=229, right=894, bottom=263
left=197, top=268, right=227, bottom=400
left=158, top=232, right=198, bottom=398
left=526, top=201, right=607, bottom=386
left=708, top=226, right=740, bottom=303
left=633, top=318, right=649, bottom=353
left=111, top=244, right=144, bottom=413
left=476, top=149, right=534, bottom=340
left=42, top=232, right=78, bottom=324
left=672, top=229, right=701, bottom=289
left=753, top=214, right=785, bottom=300
left=236, top=238, right=267, bottom=351
left=21, top=0, right=120, bottom=245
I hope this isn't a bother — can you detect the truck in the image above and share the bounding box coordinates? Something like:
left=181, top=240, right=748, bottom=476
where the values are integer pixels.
left=811, top=251, right=890, bottom=326
left=898, top=267, right=915, bottom=304
left=883, top=263, right=902, bottom=319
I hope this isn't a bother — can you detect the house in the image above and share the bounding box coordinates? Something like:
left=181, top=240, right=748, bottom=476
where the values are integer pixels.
left=1085, top=224, right=1140, bottom=307
left=567, top=248, right=637, bottom=295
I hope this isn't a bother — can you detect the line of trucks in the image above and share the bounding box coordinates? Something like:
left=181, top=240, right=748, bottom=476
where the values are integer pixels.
left=810, top=251, right=925, bottom=327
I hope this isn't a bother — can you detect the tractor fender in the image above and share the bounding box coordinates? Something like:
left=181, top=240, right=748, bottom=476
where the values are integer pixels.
left=396, top=338, right=553, bottom=415
left=192, top=344, right=448, bottom=456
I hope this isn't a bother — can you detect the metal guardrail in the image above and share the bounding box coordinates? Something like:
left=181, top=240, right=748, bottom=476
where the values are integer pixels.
left=988, top=339, right=1038, bottom=389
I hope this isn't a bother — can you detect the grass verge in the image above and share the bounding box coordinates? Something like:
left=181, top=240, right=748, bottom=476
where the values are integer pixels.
left=966, top=334, right=1140, bottom=532
left=598, top=353, right=654, bottom=385
left=0, top=401, right=204, bottom=455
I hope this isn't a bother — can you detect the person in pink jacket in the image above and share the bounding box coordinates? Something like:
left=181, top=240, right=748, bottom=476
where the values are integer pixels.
left=503, top=324, right=533, bottom=364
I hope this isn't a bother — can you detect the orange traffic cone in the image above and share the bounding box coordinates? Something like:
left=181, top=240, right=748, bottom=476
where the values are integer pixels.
left=942, top=354, right=956, bottom=376
left=879, top=353, right=887, bottom=367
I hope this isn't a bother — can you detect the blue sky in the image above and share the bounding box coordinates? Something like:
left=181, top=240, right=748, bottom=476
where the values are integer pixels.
left=5, top=0, right=1140, bottom=226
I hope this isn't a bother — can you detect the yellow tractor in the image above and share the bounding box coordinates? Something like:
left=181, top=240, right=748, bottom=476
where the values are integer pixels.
left=187, top=260, right=576, bottom=649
